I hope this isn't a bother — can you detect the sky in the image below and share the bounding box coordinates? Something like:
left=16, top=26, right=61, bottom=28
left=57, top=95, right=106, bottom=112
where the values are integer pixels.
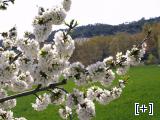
left=0, top=0, right=160, bottom=37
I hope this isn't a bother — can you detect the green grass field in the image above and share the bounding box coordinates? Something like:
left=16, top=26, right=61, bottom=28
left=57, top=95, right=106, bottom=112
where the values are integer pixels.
left=12, top=65, right=160, bottom=120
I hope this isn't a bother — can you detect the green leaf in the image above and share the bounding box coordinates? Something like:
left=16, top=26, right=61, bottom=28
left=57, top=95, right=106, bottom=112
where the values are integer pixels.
left=39, top=49, right=48, bottom=57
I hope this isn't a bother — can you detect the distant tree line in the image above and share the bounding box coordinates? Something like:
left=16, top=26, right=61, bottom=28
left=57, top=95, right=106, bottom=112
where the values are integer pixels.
left=48, top=16, right=160, bottom=39
left=69, top=23, right=160, bottom=66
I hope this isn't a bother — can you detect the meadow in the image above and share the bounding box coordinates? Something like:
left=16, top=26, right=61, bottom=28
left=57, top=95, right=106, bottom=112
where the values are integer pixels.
left=13, top=65, right=160, bottom=120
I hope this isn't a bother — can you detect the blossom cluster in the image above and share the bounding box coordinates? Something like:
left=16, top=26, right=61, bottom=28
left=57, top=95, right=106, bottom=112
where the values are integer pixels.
left=0, top=109, right=26, bottom=120
left=0, top=0, right=147, bottom=119
left=59, top=80, right=125, bottom=120
left=0, top=0, right=15, bottom=10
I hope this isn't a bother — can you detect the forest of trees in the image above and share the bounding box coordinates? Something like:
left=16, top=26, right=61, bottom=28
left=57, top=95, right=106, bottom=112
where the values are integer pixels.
left=69, top=23, right=160, bottom=66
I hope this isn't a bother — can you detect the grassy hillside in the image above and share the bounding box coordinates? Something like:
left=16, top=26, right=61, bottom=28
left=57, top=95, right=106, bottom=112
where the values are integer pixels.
left=12, top=65, right=160, bottom=120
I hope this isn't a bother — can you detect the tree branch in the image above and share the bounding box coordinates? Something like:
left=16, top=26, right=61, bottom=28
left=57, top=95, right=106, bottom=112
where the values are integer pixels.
left=0, top=30, right=151, bottom=107
left=106, top=30, right=151, bottom=71
left=9, top=52, right=22, bottom=64
left=137, top=30, right=151, bottom=48
left=54, top=87, right=73, bottom=120
left=0, top=79, right=67, bottom=103
left=0, top=20, right=77, bottom=103
left=54, top=87, right=68, bottom=93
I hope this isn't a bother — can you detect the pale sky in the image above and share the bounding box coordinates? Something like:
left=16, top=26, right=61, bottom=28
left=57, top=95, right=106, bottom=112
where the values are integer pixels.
left=0, top=0, right=160, bottom=37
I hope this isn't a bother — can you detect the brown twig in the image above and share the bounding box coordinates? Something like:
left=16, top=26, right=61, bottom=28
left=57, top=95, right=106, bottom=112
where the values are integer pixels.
left=0, top=79, right=67, bottom=103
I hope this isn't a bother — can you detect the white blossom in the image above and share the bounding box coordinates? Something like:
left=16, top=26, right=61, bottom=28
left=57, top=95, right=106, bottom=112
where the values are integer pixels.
left=103, top=56, right=114, bottom=66
left=66, top=94, right=75, bottom=108
left=0, top=109, right=26, bottom=120
left=116, top=66, right=129, bottom=75
left=32, top=93, right=51, bottom=111
left=0, top=50, right=16, bottom=64
left=2, top=38, right=13, bottom=48
left=11, top=72, right=34, bottom=89
left=0, top=0, right=2, bottom=4
left=87, top=86, right=112, bottom=104
left=33, top=21, right=52, bottom=42
left=0, top=99, right=16, bottom=110
left=116, top=52, right=130, bottom=75
left=62, top=0, right=72, bottom=12
left=59, top=106, right=72, bottom=119
left=76, top=98, right=95, bottom=120
left=14, top=117, right=27, bottom=120
left=50, top=88, right=65, bottom=105
left=119, top=80, right=125, bottom=88
left=86, top=61, right=106, bottom=82
left=111, top=87, right=122, bottom=99
left=10, top=79, right=28, bottom=92
left=86, top=87, right=97, bottom=101
left=125, top=45, right=145, bottom=66
left=66, top=89, right=84, bottom=108
left=139, top=42, right=147, bottom=58
left=0, top=109, right=13, bottom=120
left=54, top=31, right=75, bottom=60
left=100, top=69, right=115, bottom=86
left=96, top=89, right=112, bottom=105
left=49, top=6, right=67, bottom=25
left=0, top=62, right=19, bottom=82
left=18, top=55, right=34, bottom=72
left=126, top=50, right=139, bottom=66
left=66, top=62, right=87, bottom=86
left=16, top=38, right=39, bottom=58
left=0, top=89, right=7, bottom=98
